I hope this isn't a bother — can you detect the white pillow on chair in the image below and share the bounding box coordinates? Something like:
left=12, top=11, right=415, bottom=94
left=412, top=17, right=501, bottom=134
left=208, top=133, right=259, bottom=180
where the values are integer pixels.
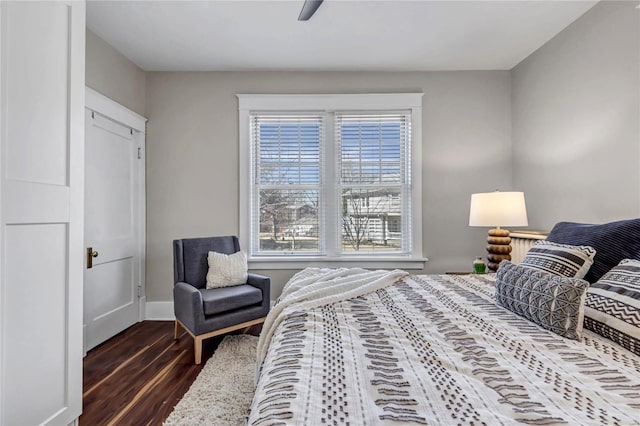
left=206, top=250, right=248, bottom=289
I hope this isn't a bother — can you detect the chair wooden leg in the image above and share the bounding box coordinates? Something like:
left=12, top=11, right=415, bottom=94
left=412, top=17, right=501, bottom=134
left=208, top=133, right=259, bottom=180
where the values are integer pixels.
left=174, top=320, right=180, bottom=340
left=194, top=336, right=203, bottom=365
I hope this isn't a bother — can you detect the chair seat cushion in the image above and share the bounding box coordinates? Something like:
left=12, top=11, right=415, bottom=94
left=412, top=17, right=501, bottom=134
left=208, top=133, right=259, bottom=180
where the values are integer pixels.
left=201, top=284, right=263, bottom=316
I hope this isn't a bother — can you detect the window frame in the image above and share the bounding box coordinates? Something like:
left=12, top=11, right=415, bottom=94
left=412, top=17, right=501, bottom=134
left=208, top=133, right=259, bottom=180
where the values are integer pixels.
left=238, top=93, right=426, bottom=269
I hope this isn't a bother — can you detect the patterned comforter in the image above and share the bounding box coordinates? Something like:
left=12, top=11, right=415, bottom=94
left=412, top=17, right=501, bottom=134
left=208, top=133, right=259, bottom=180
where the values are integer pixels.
left=248, top=271, right=640, bottom=425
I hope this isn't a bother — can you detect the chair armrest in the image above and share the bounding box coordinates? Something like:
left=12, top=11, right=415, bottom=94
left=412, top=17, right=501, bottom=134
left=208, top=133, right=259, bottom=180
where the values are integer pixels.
left=173, top=282, right=205, bottom=333
left=247, top=273, right=271, bottom=311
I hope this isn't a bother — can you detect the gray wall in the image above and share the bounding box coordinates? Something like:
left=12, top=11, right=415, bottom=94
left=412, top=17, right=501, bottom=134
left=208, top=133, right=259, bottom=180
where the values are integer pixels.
left=86, top=29, right=146, bottom=116
left=145, top=71, right=512, bottom=300
left=87, top=0, right=639, bottom=303
left=512, top=1, right=640, bottom=230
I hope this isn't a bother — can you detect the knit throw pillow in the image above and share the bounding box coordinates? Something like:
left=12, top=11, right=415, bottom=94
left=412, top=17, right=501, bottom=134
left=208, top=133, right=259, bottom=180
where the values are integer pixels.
left=206, top=250, right=248, bottom=289
left=495, top=261, right=590, bottom=340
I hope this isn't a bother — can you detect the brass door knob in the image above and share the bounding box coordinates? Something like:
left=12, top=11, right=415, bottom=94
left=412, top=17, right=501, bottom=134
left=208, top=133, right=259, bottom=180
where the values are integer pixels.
left=87, top=247, right=99, bottom=268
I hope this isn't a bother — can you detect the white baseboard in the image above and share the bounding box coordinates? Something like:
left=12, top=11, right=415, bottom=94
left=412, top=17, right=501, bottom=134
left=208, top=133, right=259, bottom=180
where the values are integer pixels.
left=139, top=296, right=146, bottom=321
left=145, top=301, right=175, bottom=320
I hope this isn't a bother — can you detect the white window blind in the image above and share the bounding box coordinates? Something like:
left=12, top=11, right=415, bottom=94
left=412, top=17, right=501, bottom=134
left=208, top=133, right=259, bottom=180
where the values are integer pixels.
left=251, top=114, right=323, bottom=255
left=336, top=113, right=411, bottom=254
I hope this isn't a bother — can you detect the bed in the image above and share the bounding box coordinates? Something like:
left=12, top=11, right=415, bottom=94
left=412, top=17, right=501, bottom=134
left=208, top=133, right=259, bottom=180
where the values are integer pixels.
left=248, top=267, right=640, bottom=425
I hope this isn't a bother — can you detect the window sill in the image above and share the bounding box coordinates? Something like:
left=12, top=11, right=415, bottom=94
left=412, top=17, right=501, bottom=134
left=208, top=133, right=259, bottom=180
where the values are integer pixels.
left=248, top=256, right=428, bottom=270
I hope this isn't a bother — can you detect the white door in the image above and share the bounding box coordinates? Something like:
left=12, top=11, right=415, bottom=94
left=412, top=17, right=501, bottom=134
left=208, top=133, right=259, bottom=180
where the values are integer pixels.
left=84, top=107, right=144, bottom=351
left=0, top=1, right=84, bottom=425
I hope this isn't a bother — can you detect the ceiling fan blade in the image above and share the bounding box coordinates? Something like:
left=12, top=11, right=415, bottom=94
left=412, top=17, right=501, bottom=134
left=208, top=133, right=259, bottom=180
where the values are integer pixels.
left=298, top=0, right=324, bottom=21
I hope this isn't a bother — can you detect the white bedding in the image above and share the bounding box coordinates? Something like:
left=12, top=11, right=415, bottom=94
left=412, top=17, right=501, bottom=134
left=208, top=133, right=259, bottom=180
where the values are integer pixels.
left=256, top=267, right=409, bottom=381
left=249, top=271, right=640, bottom=425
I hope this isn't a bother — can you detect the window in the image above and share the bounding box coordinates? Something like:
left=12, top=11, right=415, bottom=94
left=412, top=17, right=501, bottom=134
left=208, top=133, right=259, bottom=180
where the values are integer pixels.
left=252, top=115, right=323, bottom=254
left=239, top=94, right=424, bottom=269
left=337, top=113, right=410, bottom=254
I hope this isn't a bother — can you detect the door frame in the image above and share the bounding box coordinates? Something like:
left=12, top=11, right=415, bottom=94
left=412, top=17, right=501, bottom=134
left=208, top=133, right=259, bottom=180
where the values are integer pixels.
left=84, top=87, right=147, bottom=330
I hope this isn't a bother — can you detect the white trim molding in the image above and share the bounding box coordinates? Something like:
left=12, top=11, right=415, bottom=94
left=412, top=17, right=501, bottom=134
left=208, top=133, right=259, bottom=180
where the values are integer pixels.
left=237, top=93, right=424, bottom=111
left=249, top=257, right=428, bottom=270
left=85, top=87, right=146, bottom=132
left=145, top=301, right=175, bottom=321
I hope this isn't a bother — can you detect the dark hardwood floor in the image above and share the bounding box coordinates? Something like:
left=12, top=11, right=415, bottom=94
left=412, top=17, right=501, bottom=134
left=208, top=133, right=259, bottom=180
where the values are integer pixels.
left=81, top=321, right=260, bottom=426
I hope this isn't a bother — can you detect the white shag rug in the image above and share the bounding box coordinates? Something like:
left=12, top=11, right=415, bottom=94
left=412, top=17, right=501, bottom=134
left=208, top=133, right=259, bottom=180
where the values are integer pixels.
left=164, top=334, right=258, bottom=426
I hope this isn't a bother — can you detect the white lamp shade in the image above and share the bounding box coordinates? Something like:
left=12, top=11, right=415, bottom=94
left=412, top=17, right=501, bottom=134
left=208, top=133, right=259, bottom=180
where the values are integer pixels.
left=469, top=191, right=528, bottom=227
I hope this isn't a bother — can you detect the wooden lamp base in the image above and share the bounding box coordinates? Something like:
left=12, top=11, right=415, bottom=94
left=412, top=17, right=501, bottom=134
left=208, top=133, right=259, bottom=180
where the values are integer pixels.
left=486, top=228, right=511, bottom=271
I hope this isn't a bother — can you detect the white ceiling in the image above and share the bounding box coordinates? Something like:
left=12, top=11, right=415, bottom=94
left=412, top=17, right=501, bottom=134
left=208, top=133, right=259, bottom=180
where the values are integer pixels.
left=86, top=0, right=598, bottom=72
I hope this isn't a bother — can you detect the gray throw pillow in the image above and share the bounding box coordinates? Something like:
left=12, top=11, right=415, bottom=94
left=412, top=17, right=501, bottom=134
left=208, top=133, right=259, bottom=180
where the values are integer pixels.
left=496, top=261, right=590, bottom=340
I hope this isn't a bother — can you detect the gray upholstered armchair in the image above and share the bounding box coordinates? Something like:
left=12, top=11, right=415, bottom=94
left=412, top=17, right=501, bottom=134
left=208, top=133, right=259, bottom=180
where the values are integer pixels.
left=173, top=236, right=270, bottom=364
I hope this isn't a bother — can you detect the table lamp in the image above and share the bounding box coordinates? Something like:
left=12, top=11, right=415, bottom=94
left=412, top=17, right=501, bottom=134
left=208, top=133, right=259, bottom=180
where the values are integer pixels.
left=469, top=191, right=528, bottom=271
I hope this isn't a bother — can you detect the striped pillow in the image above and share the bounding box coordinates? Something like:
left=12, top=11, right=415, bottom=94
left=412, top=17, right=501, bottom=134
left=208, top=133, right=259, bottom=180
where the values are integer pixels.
left=584, top=259, right=640, bottom=356
left=520, top=240, right=596, bottom=279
